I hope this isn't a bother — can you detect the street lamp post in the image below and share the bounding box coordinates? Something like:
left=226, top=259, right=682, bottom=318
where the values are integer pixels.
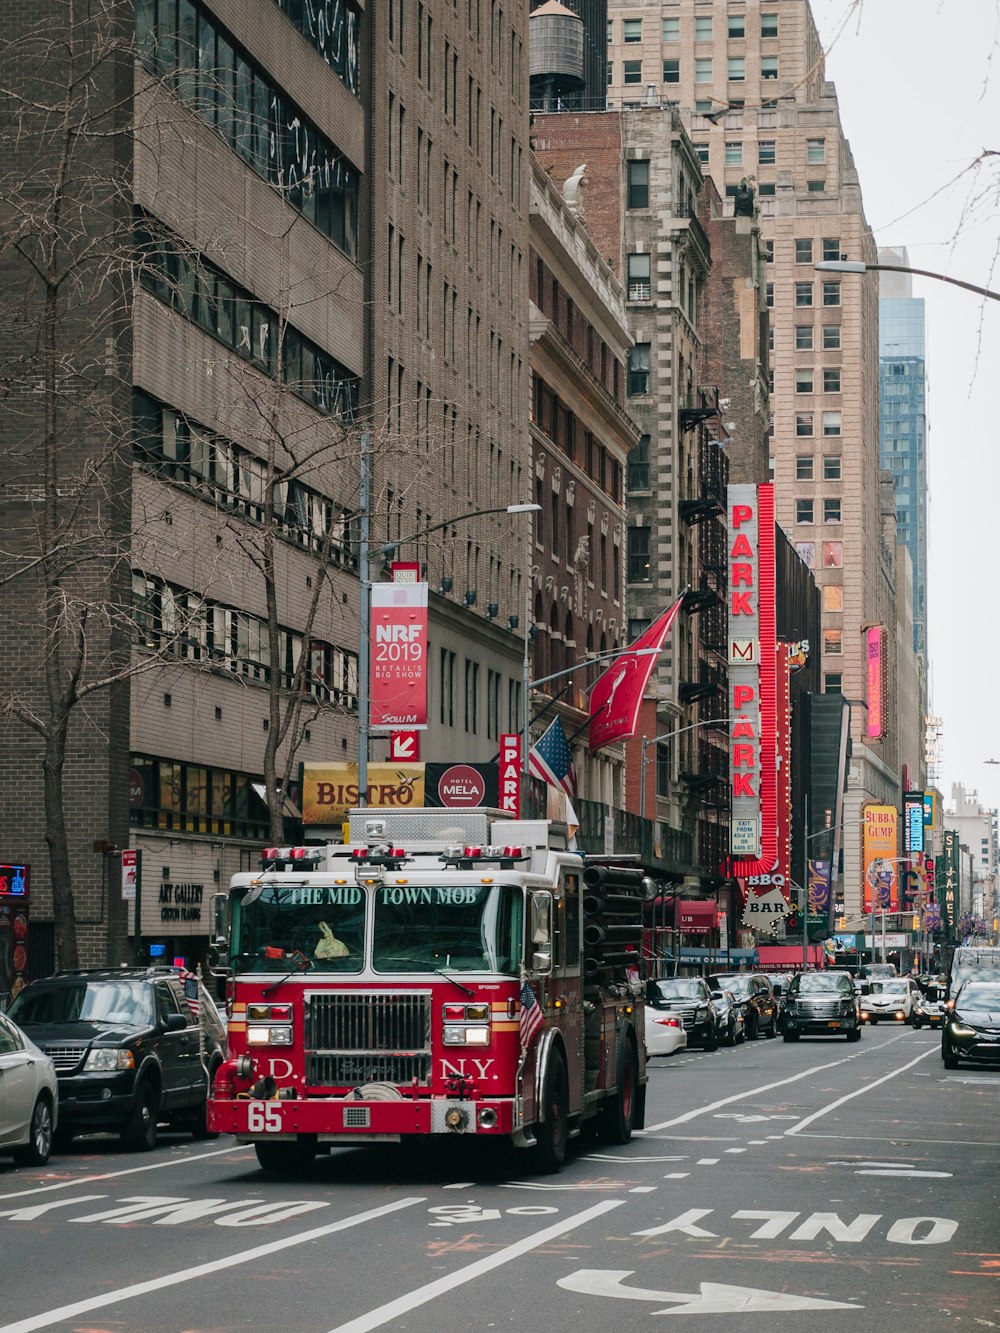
left=814, top=259, right=1000, bottom=304
left=357, top=498, right=540, bottom=805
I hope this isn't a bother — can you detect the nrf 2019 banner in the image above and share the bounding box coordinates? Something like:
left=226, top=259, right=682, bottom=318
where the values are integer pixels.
left=370, top=582, right=428, bottom=730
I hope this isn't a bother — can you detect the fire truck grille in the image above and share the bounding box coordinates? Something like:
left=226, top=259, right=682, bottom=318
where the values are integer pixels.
left=305, top=991, right=432, bottom=1087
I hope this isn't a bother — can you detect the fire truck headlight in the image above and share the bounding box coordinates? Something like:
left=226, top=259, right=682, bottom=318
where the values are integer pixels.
left=247, top=1025, right=293, bottom=1046
left=443, top=1025, right=491, bottom=1046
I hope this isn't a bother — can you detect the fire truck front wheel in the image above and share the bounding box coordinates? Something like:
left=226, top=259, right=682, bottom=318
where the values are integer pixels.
left=254, top=1136, right=317, bottom=1177
left=601, top=1035, right=638, bottom=1145
left=533, top=1050, right=569, bottom=1173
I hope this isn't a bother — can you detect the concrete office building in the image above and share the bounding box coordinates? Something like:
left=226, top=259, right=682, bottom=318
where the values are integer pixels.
left=605, top=0, right=916, bottom=917
left=0, top=0, right=534, bottom=971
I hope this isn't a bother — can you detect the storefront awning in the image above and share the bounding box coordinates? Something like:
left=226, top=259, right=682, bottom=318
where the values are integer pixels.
left=656, top=899, right=719, bottom=935
left=756, top=945, right=826, bottom=971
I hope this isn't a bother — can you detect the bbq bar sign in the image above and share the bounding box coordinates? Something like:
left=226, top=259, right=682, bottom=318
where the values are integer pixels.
left=727, top=485, right=777, bottom=868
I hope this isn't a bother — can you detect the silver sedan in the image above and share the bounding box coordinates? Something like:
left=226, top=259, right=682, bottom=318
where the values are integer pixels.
left=0, top=1010, right=58, bottom=1165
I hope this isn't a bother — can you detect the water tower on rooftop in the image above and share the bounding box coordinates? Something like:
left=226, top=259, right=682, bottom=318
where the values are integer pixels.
left=529, top=1, right=585, bottom=111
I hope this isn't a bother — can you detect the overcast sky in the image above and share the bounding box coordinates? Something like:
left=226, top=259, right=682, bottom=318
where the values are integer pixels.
left=811, top=0, right=1000, bottom=817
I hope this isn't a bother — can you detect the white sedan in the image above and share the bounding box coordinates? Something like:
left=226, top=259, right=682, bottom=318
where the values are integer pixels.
left=860, top=978, right=920, bottom=1024
left=643, top=1005, right=689, bottom=1057
left=0, top=1011, right=58, bottom=1165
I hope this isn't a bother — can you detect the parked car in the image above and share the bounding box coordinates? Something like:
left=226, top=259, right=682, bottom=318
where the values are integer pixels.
left=646, top=977, right=720, bottom=1050
left=781, top=971, right=861, bottom=1041
left=7, top=967, right=226, bottom=1151
left=708, top=988, right=745, bottom=1046
left=0, top=1012, right=59, bottom=1166
left=708, top=973, right=779, bottom=1039
left=643, top=1007, right=689, bottom=1057
left=860, top=977, right=920, bottom=1024
left=941, top=980, right=1000, bottom=1068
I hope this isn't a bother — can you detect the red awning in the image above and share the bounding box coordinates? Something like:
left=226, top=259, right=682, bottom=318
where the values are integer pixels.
left=656, top=899, right=719, bottom=935
left=756, top=945, right=826, bottom=971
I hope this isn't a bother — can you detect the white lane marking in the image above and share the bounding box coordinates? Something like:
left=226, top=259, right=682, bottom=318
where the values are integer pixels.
left=724, top=1148, right=747, bottom=1154
left=0, top=1197, right=424, bottom=1333
left=643, top=1053, right=864, bottom=1132
left=664, top=1172, right=690, bottom=1179
left=696, top=1158, right=720, bottom=1165
left=857, top=1169, right=952, bottom=1179
left=557, top=1269, right=861, bottom=1314
left=828, top=1160, right=913, bottom=1168
left=326, top=1199, right=624, bottom=1333
left=0, top=1143, right=248, bottom=1203
left=443, top=1182, right=476, bottom=1190
left=584, top=1154, right=687, bottom=1163
left=785, top=1049, right=937, bottom=1136
left=629, top=1186, right=657, bottom=1194
left=747, top=1140, right=768, bottom=1145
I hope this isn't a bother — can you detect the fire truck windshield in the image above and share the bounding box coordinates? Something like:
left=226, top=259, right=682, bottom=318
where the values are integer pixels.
left=372, top=883, right=522, bottom=974
left=234, top=883, right=365, bottom=972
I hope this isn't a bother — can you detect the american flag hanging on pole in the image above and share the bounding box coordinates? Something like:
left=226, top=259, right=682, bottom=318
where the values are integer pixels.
left=519, top=980, right=544, bottom=1051
left=176, top=965, right=201, bottom=1020
left=528, top=717, right=577, bottom=796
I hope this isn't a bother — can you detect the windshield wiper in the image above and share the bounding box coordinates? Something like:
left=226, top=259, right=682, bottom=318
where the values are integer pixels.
left=263, top=949, right=313, bottom=997
left=435, top=967, right=474, bottom=997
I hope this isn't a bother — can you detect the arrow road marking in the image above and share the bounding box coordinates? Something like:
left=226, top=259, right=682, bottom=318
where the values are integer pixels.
left=557, top=1269, right=862, bottom=1314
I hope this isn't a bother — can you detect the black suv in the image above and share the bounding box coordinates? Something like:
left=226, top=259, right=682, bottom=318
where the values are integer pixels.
left=646, top=977, right=720, bottom=1050
left=7, top=968, right=226, bottom=1151
left=708, top=973, right=779, bottom=1039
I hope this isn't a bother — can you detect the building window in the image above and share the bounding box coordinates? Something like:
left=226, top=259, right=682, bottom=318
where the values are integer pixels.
left=725, top=141, right=743, bottom=166
left=822, top=281, right=841, bottom=306
left=763, top=239, right=774, bottom=263
left=607, top=60, right=612, bottom=86
left=765, top=282, right=774, bottom=307
left=822, top=584, right=843, bottom=613
left=824, top=630, right=842, bottom=655
left=822, top=411, right=842, bottom=436
left=795, top=282, right=814, bottom=307
left=627, top=526, right=651, bottom=582
left=627, top=253, right=651, bottom=301
left=807, top=138, right=826, bottom=164
left=796, top=499, right=814, bottom=524
left=693, top=141, right=709, bottom=164
left=728, top=14, right=746, bottom=37
left=439, top=648, right=455, bottom=725
left=824, top=673, right=843, bottom=694
left=823, top=324, right=841, bottom=349
left=761, top=55, right=778, bottom=79
left=823, top=540, right=843, bottom=567
left=758, top=182, right=776, bottom=196
left=695, top=15, right=713, bottom=39
left=695, top=57, right=713, bottom=83
left=795, top=369, right=814, bottom=393
left=758, top=140, right=776, bottom=165
left=728, top=57, right=745, bottom=81
left=627, top=434, right=650, bottom=491
left=807, top=179, right=826, bottom=193
left=824, top=498, right=842, bottom=523
left=823, top=368, right=842, bottom=393
left=822, top=237, right=841, bottom=261
left=627, top=343, right=651, bottom=395
left=795, top=238, right=813, bottom=264
left=607, top=18, right=613, bottom=43
left=796, top=456, right=814, bottom=480
left=823, top=455, right=842, bottom=480
left=464, top=658, right=479, bottom=733
left=663, top=17, right=679, bottom=41
left=795, top=542, right=814, bottom=566
left=761, top=12, right=779, bottom=38
left=795, top=325, right=813, bottom=350
left=623, top=60, right=642, bottom=84
left=795, top=412, right=814, bottom=437
left=623, top=18, right=642, bottom=42
left=663, top=58, right=680, bottom=83
left=627, top=159, right=649, bottom=208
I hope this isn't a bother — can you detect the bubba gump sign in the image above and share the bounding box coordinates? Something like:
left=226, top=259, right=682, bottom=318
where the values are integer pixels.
left=727, top=485, right=777, bottom=874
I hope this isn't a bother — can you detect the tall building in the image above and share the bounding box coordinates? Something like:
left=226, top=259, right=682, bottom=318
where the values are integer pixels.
left=0, top=0, right=534, bottom=970
left=879, top=246, right=928, bottom=660
left=606, top=0, right=912, bottom=918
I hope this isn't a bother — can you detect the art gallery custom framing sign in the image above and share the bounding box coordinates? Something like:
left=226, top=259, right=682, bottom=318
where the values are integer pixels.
left=727, top=484, right=777, bottom=875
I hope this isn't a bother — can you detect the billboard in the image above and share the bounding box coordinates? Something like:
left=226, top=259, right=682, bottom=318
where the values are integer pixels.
left=370, top=582, right=429, bottom=730
left=727, top=484, right=777, bottom=872
left=865, top=626, right=886, bottom=740
left=863, top=804, right=899, bottom=912
left=904, top=791, right=925, bottom=853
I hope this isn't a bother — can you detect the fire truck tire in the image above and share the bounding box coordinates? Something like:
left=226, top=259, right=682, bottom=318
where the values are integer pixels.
left=254, top=1137, right=317, bottom=1176
left=602, top=1037, right=637, bottom=1145
left=533, top=1050, right=569, bottom=1173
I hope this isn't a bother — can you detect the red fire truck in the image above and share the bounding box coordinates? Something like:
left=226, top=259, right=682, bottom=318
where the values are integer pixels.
left=207, top=808, right=648, bottom=1175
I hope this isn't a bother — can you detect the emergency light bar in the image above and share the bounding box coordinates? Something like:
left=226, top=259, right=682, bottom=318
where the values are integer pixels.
left=260, top=846, right=323, bottom=868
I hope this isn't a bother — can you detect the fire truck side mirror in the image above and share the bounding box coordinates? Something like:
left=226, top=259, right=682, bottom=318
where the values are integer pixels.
left=213, top=892, right=229, bottom=942
left=530, top=892, right=553, bottom=976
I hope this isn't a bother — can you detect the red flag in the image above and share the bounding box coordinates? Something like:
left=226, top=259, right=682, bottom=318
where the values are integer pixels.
left=588, top=597, right=685, bottom=753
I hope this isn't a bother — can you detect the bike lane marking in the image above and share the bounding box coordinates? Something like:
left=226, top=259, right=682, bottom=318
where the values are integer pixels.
left=784, top=1048, right=937, bottom=1136
left=0, top=1196, right=425, bottom=1333
left=326, top=1199, right=625, bottom=1333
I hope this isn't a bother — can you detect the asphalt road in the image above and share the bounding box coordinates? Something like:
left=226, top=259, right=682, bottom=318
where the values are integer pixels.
left=2, top=1024, right=998, bottom=1332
